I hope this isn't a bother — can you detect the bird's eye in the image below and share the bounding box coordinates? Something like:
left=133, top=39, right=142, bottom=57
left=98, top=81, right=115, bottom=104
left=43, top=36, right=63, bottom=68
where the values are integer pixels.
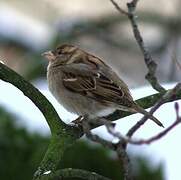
left=56, top=48, right=66, bottom=55
left=58, top=50, right=62, bottom=55
left=55, top=45, right=74, bottom=55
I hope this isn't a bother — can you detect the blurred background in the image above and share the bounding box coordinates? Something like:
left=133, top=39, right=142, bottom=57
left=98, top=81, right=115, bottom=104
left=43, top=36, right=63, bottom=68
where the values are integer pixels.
left=0, top=0, right=180, bottom=179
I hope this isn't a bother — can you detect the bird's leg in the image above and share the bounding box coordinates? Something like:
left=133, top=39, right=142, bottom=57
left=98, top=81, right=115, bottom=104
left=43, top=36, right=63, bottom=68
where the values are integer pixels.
left=72, top=115, right=84, bottom=125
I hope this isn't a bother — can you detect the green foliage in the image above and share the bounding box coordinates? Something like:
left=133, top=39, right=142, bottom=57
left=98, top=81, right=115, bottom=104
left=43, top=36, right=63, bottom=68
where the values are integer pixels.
left=0, top=107, right=48, bottom=180
left=134, top=157, right=163, bottom=180
left=0, top=107, right=164, bottom=180
left=61, top=142, right=123, bottom=180
left=61, top=142, right=164, bottom=180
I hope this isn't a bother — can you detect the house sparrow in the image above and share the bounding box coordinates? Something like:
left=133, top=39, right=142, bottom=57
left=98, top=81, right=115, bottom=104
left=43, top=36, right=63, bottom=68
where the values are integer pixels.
left=42, top=44, right=163, bottom=127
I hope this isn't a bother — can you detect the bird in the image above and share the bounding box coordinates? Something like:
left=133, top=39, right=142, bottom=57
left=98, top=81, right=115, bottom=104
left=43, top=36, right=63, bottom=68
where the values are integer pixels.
left=42, top=44, right=163, bottom=127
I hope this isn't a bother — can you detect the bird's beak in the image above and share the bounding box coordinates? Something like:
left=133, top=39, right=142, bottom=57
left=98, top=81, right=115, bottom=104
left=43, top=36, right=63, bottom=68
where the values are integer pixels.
left=41, top=51, right=55, bottom=61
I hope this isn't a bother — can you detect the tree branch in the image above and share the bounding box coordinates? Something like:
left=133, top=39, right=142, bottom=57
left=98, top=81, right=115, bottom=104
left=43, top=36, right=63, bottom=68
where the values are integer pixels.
left=105, top=103, right=181, bottom=145
left=81, top=117, right=132, bottom=180
left=0, top=62, right=82, bottom=178
left=82, top=118, right=132, bottom=180
left=82, top=117, right=116, bottom=150
left=0, top=62, right=67, bottom=134
left=116, top=143, right=132, bottom=180
left=127, top=83, right=181, bottom=138
left=128, top=114, right=181, bottom=145
left=42, top=168, right=111, bottom=180
left=109, top=0, right=166, bottom=92
left=109, top=0, right=128, bottom=15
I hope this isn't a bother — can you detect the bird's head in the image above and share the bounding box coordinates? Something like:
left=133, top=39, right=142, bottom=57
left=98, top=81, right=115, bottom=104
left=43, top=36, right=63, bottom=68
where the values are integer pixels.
left=42, top=44, right=78, bottom=65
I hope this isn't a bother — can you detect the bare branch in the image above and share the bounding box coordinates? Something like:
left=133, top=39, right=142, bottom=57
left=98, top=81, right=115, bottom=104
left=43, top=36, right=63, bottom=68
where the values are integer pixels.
left=109, top=0, right=166, bottom=92
left=127, top=102, right=180, bottom=145
left=172, top=53, right=181, bottom=71
left=82, top=117, right=115, bottom=150
left=109, top=0, right=128, bottom=15
left=81, top=118, right=133, bottom=180
left=116, top=143, right=133, bottom=180
left=127, top=83, right=181, bottom=138
left=129, top=117, right=181, bottom=145
left=106, top=102, right=181, bottom=145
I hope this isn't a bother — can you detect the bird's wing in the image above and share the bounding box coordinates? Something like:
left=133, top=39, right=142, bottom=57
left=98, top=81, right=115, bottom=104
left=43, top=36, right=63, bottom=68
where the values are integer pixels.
left=61, top=63, right=133, bottom=107
left=61, top=63, right=96, bottom=92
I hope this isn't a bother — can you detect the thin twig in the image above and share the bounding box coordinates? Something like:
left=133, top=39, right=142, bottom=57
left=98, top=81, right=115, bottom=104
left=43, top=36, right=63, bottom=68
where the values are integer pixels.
left=116, top=143, right=133, bottom=180
left=129, top=118, right=181, bottom=145
left=107, top=105, right=181, bottom=145
left=172, top=53, right=181, bottom=71
left=109, top=0, right=128, bottom=15
left=109, top=0, right=166, bottom=92
left=81, top=118, right=133, bottom=180
left=127, top=83, right=181, bottom=138
left=127, top=1, right=166, bottom=92
left=82, top=117, right=115, bottom=150
left=127, top=102, right=180, bottom=145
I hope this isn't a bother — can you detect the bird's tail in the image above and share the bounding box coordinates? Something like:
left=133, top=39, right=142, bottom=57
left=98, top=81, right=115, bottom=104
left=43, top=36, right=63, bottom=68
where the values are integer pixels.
left=132, top=104, right=164, bottom=127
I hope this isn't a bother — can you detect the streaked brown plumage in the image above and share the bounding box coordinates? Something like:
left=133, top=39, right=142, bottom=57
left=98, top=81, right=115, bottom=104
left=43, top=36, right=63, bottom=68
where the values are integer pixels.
left=42, top=44, right=163, bottom=127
